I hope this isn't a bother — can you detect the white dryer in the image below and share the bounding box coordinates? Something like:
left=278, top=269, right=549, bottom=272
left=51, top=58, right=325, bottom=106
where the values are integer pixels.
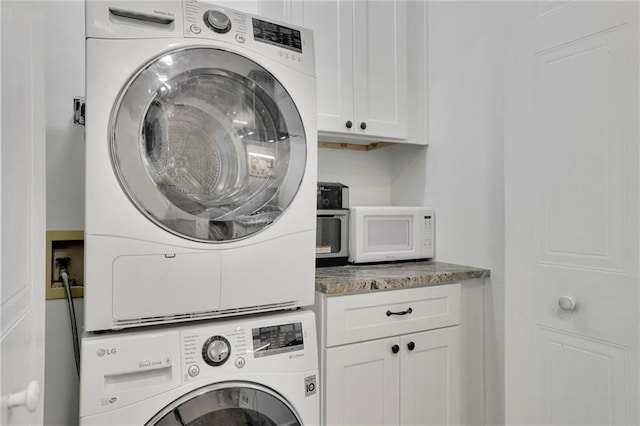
left=79, top=310, right=319, bottom=425
left=84, top=0, right=317, bottom=331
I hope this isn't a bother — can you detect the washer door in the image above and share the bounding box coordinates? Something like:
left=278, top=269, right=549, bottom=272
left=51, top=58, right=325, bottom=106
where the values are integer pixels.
left=146, top=382, right=302, bottom=426
left=111, top=47, right=306, bottom=242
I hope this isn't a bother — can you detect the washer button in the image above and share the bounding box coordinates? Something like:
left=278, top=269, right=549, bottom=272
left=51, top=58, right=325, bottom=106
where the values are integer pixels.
left=235, top=357, right=246, bottom=369
left=235, top=33, right=246, bottom=43
left=190, top=24, right=202, bottom=34
left=187, top=364, right=200, bottom=377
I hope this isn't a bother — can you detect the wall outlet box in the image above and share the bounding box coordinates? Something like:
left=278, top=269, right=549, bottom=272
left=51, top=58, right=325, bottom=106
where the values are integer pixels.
left=46, top=230, right=84, bottom=300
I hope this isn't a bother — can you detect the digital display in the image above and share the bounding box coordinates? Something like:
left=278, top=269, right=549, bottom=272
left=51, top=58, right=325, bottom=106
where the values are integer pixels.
left=252, top=322, right=304, bottom=358
left=252, top=18, right=302, bottom=53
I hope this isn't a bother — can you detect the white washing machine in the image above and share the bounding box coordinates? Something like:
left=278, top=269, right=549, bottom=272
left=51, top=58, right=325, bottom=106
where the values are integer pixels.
left=79, top=310, right=319, bottom=425
left=84, top=0, right=317, bottom=331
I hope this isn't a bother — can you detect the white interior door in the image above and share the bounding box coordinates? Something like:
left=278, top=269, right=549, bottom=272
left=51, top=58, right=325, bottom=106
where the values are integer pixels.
left=0, top=1, right=46, bottom=424
left=504, top=1, right=639, bottom=424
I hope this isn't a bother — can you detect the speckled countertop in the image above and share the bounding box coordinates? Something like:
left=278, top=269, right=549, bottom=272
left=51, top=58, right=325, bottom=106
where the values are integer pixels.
left=315, top=261, right=490, bottom=295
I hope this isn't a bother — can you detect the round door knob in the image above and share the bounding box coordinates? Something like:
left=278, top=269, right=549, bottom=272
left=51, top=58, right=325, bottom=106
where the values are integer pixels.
left=202, top=336, right=231, bottom=366
left=204, top=10, right=231, bottom=33
left=345, top=121, right=353, bottom=129
left=391, top=344, right=400, bottom=354
left=558, top=296, right=576, bottom=311
left=407, top=341, right=415, bottom=351
left=7, top=380, right=40, bottom=413
left=360, top=122, right=367, bottom=130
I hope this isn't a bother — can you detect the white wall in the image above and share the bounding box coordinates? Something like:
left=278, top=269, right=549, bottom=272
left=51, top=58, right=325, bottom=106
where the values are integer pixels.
left=44, top=2, right=85, bottom=425
left=420, top=2, right=506, bottom=424
left=317, top=146, right=393, bottom=206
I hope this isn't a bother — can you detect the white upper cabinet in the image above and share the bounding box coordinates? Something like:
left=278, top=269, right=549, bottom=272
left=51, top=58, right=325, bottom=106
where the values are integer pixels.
left=213, top=1, right=295, bottom=23
left=294, top=0, right=409, bottom=142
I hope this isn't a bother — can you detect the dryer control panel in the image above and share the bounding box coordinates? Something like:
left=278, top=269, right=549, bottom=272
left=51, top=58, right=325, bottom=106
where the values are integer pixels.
left=182, top=0, right=315, bottom=76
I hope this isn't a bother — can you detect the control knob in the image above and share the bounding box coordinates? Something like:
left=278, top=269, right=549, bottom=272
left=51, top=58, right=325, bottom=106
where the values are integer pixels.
left=202, top=336, right=231, bottom=366
left=204, top=9, right=231, bottom=34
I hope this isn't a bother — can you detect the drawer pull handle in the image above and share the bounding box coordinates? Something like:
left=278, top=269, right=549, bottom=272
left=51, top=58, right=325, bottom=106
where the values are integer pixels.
left=391, top=344, right=400, bottom=354
left=386, top=307, right=413, bottom=317
left=407, top=341, right=415, bottom=351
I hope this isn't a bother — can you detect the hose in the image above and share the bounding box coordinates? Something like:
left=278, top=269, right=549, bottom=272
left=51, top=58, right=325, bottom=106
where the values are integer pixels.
left=60, top=269, right=80, bottom=377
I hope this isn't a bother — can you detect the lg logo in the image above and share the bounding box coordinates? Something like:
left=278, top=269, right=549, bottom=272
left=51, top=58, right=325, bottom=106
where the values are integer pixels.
left=96, top=348, right=117, bottom=357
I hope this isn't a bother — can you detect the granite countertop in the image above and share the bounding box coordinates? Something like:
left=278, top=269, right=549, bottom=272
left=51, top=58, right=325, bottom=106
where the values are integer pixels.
left=315, top=261, right=490, bottom=295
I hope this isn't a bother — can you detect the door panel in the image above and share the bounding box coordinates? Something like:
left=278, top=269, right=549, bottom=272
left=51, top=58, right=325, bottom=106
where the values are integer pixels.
left=534, top=24, right=629, bottom=273
left=537, top=326, right=629, bottom=425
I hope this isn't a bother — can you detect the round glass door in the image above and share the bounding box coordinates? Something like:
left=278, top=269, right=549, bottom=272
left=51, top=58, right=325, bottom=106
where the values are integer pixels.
left=146, top=382, right=302, bottom=426
left=111, top=47, right=307, bottom=242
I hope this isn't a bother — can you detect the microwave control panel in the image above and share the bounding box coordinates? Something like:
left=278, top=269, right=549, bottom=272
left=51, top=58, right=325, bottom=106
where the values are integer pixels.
left=423, top=214, right=435, bottom=256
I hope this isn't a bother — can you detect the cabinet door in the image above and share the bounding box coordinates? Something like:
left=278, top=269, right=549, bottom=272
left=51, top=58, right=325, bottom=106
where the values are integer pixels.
left=325, top=337, right=400, bottom=425
left=213, top=1, right=293, bottom=22
left=400, top=327, right=461, bottom=426
left=295, top=0, right=354, bottom=135
left=353, top=0, right=408, bottom=140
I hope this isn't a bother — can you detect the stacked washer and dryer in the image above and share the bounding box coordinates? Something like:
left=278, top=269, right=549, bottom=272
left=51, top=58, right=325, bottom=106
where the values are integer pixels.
left=80, top=1, right=319, bottom=424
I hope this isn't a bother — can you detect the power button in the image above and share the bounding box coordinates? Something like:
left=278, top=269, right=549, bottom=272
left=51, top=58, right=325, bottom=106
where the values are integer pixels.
left=235, top=357, right=246, bottom=368
left=235, top=33, right=246, bottom=44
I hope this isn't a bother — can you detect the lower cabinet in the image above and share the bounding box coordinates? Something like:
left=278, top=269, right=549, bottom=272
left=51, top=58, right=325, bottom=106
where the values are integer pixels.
left=314, top=284, right=462, bottom=426
left=324, top=327, right=460, bottom=426
left=399, top=327, right=460, bottom=425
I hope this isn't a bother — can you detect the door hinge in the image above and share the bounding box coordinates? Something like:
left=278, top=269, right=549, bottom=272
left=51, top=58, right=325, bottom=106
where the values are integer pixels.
left=73, top=96, right=85, bottom=125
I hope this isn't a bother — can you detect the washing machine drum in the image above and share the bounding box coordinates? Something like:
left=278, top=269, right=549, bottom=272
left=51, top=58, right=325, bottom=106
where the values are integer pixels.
left=146, top=382, right=302, bottom=426
left=111, top=47, right=307, bottom=242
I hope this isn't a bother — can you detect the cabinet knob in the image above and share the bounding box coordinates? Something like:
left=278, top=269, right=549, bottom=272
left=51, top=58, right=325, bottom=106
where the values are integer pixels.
left=391, top=344, right=400, bottom=354
left=558, top=296, right=576, bottom=311
left=360, top=122, right=367, bottom=130
left=407, top=341, right=415, bottom=351
left=345, top=121, right=353, bottom=129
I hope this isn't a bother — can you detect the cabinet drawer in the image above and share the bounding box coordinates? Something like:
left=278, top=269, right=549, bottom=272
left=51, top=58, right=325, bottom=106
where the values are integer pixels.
left=324, top=284, right=461, bottom=347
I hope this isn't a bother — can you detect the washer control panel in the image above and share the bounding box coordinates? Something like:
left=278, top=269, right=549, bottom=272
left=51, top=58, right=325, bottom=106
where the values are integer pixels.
left=182, top=326, right=247, bottom=380
left=180, top=312, right=315, bottom=383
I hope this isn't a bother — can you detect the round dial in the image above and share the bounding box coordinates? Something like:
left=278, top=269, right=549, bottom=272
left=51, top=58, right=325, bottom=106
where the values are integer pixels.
left=203, top=10, right=231, bottom=33
left=202, top=336, right=231, bottom=366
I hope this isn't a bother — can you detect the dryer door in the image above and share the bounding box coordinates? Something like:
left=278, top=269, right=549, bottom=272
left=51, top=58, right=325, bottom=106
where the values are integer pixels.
left=146, top=382, right=302, bottom=426
left=111, top=47, right=306, bottom=242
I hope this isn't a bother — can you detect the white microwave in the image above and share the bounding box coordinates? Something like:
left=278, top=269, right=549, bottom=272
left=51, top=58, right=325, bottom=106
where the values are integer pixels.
left=348, top=206, right=435, bottom=263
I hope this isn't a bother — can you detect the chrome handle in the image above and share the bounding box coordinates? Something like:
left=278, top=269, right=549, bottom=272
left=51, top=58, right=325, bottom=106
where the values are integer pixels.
left=558, top=296, right=576, bottom=311
left=7, top=381, right=40, bottom=413
left=109, top=7, right=175, bottom=25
